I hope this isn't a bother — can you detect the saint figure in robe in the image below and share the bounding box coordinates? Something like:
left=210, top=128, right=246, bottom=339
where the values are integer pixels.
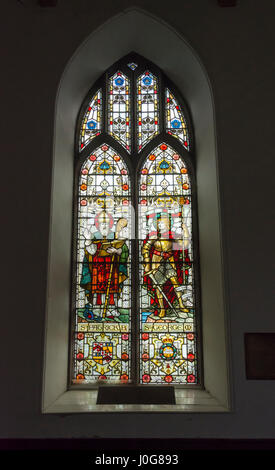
left=80, top=211, right=129, bottom=320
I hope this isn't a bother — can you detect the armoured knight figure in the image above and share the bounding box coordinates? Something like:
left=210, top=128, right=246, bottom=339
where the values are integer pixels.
left=142, top=213, right=190, bottom=318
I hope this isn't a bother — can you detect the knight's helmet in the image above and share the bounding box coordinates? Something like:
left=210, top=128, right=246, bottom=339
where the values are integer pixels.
left=156, top=213, right=172, bottom=232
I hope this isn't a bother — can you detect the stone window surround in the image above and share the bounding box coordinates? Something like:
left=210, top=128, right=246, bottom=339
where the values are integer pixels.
left=42, top=8, right=232, bottom=413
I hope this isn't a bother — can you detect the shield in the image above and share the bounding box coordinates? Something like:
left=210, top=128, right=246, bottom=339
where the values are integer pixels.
left=92, top=342, right=113, bottom=364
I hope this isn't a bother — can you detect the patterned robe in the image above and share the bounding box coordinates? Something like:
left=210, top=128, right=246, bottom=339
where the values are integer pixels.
left=80, top=231, right=129, bottom=305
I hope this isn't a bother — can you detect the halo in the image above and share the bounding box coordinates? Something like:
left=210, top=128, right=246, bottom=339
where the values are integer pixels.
left=94, top=211, right=114, bottom=230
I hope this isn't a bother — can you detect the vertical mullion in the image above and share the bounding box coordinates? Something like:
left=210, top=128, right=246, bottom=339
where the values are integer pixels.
left=132, top=63, right=139, bottom=385
left=104, top=71, right=108, bottom=137
left=159, top=71, right=165, bottom=136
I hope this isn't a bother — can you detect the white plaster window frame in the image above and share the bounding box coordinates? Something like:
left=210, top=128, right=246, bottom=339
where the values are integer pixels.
left=42, top=8, right=232, bottom=413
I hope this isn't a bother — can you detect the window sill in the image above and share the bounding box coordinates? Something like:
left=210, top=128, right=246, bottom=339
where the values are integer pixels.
left=42, top=389, right=230, bottom=413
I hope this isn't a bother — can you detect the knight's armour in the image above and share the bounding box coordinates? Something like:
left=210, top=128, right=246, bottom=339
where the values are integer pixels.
left=142, top=234, right=187, bottom=317
left=142, top=237, right=183, bottom=272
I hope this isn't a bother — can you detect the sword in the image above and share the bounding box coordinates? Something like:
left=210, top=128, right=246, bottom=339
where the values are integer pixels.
left=145, top=269, right=180, bottom=317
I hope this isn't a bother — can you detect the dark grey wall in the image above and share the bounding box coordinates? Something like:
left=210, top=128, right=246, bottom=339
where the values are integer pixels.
left=2, top=0, right=275, bottom=438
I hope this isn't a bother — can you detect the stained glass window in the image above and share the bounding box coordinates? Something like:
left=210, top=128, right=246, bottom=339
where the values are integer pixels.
left=79, top=89, right=102, bottom=151
left=71, top=55, right=199, bottom=388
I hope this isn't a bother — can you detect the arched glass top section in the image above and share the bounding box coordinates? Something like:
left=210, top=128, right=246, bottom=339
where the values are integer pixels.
left=77, top=56, right=192, bottom=156
left=78, top=144, right=131, bottom=203
left=139, top=142, right=191, bottom=205
left=79, top=89, right=102, bottom=151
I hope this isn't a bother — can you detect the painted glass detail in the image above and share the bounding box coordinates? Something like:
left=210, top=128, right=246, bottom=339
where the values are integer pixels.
left=108, top=72, right=131, bottom=152
left=138, top=143, right=197, bottom=384
left=137, top=71, right=159, bottom=151
left=127, top=62, right=138, bottom=71
left=166, top=89, right=190, bottom=151
left=79, top=89, right=102, bottom=151
left=72, top=144, right=132, bottom=384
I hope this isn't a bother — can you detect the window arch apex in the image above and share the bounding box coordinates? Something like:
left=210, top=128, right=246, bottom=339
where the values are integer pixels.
left=77, top=53, right=193, bottom=158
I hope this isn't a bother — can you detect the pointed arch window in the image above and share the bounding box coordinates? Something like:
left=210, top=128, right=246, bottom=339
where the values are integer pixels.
left=71, top=54, right=201, bottom=388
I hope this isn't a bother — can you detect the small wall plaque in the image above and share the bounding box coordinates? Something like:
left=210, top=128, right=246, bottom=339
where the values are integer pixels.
left=97, top=385, right=175, bottom=404
left=245, top=333, right=275, bottom=379
left=38, top=0, right=58, bottom=6
left=218, top=0, right=237, bottom=6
